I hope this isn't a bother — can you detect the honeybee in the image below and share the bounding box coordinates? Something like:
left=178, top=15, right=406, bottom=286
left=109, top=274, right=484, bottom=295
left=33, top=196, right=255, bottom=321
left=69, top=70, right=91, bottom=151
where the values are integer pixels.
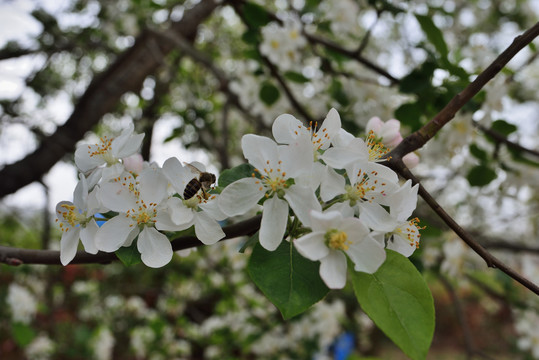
left=183, top=163, right=216, bottom=200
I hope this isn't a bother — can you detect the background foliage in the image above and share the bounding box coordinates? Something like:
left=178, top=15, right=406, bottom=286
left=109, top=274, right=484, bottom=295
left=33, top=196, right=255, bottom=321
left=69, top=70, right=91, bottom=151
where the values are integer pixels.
left=0, top=0, right=538, bottom=359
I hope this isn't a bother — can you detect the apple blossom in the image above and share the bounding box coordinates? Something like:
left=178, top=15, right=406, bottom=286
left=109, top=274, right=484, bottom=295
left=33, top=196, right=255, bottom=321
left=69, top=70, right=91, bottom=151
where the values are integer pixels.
left=56, top=174, right=100, bottom=265
left=161, top=157, right=226, bottom=245
left=294, top=210, right=386, bottom=289
left=219, top=134, right=320, bottom=251
left=94, top=167, right=183, bottom=268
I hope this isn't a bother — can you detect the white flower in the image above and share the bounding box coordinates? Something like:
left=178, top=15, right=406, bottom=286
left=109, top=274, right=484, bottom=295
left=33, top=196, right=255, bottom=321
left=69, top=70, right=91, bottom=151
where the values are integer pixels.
left=94, top=167, right=180, bottom=268
left=294, top=210, right=386, bottom=289
left=515, top=309, right=539, bottom=358
left=161, top=157, right=226, bottom=245
left=272, top=109, right=346, bottom=200
left=75, top=123, right=144, bottom=173
left=56, top=174, right=100, bottom=265
left=359, top=180, right=421, bottom=257
left=366, top=117, right=403, bottom=148
left=219, top=134, right=320, bottom=251
left=259, top=20, right=306, bottom=71
left=25, top=334, right=55, bottom=360
left=7, top=283, right=38, bottom=324
left=91, top=327, right=115, bottom=360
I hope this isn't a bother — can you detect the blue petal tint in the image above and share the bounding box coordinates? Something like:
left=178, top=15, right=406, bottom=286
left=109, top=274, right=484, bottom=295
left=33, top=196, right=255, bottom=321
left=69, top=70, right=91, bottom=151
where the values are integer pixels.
left=333, top=332, right=355, bottom=360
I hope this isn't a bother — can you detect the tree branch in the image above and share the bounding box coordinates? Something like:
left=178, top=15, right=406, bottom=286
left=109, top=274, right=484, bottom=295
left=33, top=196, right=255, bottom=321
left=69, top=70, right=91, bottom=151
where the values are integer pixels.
left=0, top=0, right=220, bottom=199
left=474, top=122, right=539, bottom=159
left=385, top=157, right=539, bottom=296
left=388, top=21, right=539, bottom=159
left=0, top=215, right=261, bottom=266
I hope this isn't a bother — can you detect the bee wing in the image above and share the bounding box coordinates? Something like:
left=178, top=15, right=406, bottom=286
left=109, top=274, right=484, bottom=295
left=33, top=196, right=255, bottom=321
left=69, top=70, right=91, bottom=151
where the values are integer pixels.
left=184, top=162, right=203, bottom=175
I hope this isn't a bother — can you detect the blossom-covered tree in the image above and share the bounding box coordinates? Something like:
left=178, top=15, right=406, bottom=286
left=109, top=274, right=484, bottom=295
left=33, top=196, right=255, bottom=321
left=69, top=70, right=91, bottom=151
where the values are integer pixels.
left=0, top=0, right=538, bottom=359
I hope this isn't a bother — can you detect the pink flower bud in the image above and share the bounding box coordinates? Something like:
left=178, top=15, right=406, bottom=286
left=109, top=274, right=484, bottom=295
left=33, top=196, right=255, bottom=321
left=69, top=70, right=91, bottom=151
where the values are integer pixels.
left=123, top=153, right=144, bottom=174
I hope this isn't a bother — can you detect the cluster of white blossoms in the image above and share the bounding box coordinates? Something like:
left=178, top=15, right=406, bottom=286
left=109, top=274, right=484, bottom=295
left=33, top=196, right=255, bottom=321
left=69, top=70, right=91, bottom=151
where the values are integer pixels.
left=56, top=108, right=422, bottom=289
left=219, top=108, right=423, bottom=288
left=259, top=19, right=306, bottom=71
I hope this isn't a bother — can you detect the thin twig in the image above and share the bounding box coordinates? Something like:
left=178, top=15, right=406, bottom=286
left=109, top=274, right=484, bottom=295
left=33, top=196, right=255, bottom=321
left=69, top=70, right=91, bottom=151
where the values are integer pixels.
left=0, top=216, right=261, bottom=266
left=388, top=21, right=539, bottom=159
left=474, top=122, right=539, bottom=158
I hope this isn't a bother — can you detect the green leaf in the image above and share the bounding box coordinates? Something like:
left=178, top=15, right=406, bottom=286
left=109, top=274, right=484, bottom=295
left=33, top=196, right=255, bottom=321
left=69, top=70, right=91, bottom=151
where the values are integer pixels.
left=218, top=163, right=256, bottom=188
left=259, top=82, right=280, bottom=106
left=350, top=250, right=435, bottom=360
left=329, top=79, right=349, bottom=106
left=248, top=241, right=329, bottom=319
left=469, top=143, right=488, bottom=163
left=242, top=2, right=271, bottom=29
left=395, top=102, right=423, bottom=130
left=399, top=61, right=436, bottom=94
left=239, top=231, right=260, bottom=253
left=241, top=29, right=260, bottom=45
left=283, top=71, right=309, bottom=83
left=467, top=165, right=497, bottom=186
left=12, top=322, right=36, bottom=347
left=116, top=242, right=142, bottom=266
left=491, top=119, right=517, bottom=136
left=415, top=14, right=449, bottom=59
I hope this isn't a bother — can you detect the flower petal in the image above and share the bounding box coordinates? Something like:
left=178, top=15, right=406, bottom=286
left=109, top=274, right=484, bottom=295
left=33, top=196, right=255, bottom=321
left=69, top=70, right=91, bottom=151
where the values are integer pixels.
left=242, top=134, right=279, bottom=172
left=60, top=228, right=81, bottom=266
left=137, top=167, right=169, bottom=204
left=284, top=185, right=321, bottom=227
left=74, top=145, right=105, bottom=172
left=98, top=174, right=137, bottom=212
left=80, top=219, right=99, bottom=254
left=198, top=196, right=227, bottom=221
left=388, top=234, right=416, bottom=257
left=319, top=250, right=347, bottom=289
left=317, top=108, right=341, bottom=150
left=347, top=235, right=386, bottom=273
left=137, top=227, right=173, bottom=268
left=165, top=197, right=194, bottom=226
left=320, top=165, right=346, bottom=202
left=218, top=177, right=264, bottom=216
left=359, top=202, right=398, bottom=232
left=193, top=212, right=225, bottom=245
left=272, top=113, right=304, bottom=144
left=95, top=215, right=137, bottom=252
left=259, top=196, right=289, bottom=251
left=294, top=232, right=329, bottom=261
left=162, top=157, right=192, bottom=195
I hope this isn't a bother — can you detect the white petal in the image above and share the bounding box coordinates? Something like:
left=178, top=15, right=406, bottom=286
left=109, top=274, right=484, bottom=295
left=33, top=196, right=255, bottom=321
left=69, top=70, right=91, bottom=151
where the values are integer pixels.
left=317, top=108, right=341, bottom=150
left=294, top=232, right=329, bottom=261
left=308, top=210, right=342, bottom=233
left=154, top=209, right=192, bottom=232
left=279, top=136, right=313, bottom=178
left=193, top=212, right=225, bottom=245
left=73, top=174, right=88, bottom=209
left=218, top=177, right=264, bottom=216
left=165, top=197, right=194, bottom=226
left=138, top=168, right=169, bottom=204
left=366, top=117, right=383, bottom=133
left=162, top=157, right=192, bottom=195
left=137, top=227, right=173, bottom=268
left=319, top=250, right=347, bottom=289
left=95, top=215, right=137, bottom=252
left=339, top=217, right=369, bottom=241
left=388, top=180, right=419, bottom=221
left=60, top=228, right=80, bottom=265
left=284, top=185, right=321, bottom=227
left=259, top=196, right=289, bottom=251
left=347, top=235, right=386, bottom=273
left=388, top=234, right=416, bottom=257
left=320, top=166, right=346, bottom=202
left=98, top=175, right=137, bottom=212
left=79, top=219, right=99, bottom=254
left=198, top=196, right=227, bottom=221
left=272, top=113, right=304, bottom=144
left=359, top=202, right=398, bottom=232
left=75, top=145, right=104, bottom=172
left=321, top=138, right=368, bottom=169
left=242, top=134, right=279, bottom=171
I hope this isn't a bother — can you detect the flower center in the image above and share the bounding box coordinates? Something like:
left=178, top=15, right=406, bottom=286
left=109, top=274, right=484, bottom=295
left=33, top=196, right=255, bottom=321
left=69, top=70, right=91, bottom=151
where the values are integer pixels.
left=345, top=170, right=387, bottom=204
left=366, top=131, right=390, bottom=162
left=57, top=204, right=87, bottom=231
left=87, top=136, right=118, bottom=165
left=252, top=160, right=288, bottom=197
left=394, top=217, right=423, bottom=248
left=126, top=200, right=157, bottom=227
left=271, top=40, right=280, bottom=49
left=325, top=229, right=351, bottom=251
